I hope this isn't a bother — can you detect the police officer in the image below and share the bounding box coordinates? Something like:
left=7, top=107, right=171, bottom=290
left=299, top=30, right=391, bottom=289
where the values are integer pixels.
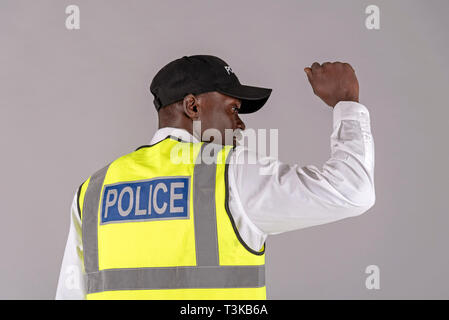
left=56, top=55, right=375, bottom=299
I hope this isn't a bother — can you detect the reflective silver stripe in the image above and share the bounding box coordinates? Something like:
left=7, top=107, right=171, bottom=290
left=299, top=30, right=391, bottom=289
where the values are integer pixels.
left=86, top=265, right=265, bottom=293
left=193, top=143, right=219, bottom=266
left=82, top=164, right=110, bottom=273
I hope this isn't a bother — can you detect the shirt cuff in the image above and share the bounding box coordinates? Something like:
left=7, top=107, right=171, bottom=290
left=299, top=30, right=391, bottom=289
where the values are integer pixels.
left=333, top=101, right=371, bottom=132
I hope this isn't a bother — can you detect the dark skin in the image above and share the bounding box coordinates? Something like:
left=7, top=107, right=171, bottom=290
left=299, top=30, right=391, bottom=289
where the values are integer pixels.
left=158, top=92, right=245, bottom=146
left=158, top=61, right=359, bottom=145
left=304, top=61, right=359, bottom=107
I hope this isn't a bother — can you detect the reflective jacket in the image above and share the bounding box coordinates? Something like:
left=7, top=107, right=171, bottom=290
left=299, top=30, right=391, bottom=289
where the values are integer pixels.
left=78, top=136, right=266, bottom=299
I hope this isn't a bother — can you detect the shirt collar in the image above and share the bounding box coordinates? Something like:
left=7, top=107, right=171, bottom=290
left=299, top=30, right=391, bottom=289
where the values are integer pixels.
left=150, top=127, right=200, bottom=145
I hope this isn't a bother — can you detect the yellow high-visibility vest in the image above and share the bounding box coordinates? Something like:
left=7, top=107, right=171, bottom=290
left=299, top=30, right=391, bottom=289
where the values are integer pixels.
left=78, top=136, right=266, bottom=299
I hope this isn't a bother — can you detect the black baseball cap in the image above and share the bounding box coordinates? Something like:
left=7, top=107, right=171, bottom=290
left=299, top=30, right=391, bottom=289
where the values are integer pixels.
left=150, top=55, right=272, bottom=114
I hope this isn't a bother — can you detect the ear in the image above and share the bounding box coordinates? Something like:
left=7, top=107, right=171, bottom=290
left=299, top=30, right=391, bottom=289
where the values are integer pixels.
left=183, top=94, right=200, bottom=120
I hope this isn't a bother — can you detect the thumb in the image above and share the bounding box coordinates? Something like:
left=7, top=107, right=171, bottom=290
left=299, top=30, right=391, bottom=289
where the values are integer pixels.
left=304, top=67, right=312, bottom=82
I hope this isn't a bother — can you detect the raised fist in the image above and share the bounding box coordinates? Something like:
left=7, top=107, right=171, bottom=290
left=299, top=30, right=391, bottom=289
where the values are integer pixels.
left=304, top=62, right=359, bottom=107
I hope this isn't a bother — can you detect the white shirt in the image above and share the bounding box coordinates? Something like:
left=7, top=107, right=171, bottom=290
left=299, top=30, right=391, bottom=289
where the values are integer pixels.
left=55, top=101, right=375, bottom=299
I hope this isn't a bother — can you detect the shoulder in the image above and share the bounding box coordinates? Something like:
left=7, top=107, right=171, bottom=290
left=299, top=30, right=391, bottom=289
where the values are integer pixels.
left=227, top=144, right=280, bottom=177
left=75, top=149, right=133, bottom=218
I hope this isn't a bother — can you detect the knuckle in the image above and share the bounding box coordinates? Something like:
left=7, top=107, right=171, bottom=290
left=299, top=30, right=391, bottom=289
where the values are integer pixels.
left=344, top=63, right=355, bottom=71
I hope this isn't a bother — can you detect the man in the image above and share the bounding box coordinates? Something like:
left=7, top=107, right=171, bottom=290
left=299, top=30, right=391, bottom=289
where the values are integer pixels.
left=56, top=55, right=375, bottom=299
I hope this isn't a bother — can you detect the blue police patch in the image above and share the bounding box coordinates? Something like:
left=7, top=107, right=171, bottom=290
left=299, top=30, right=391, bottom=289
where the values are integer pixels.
left=100, top=176, right=190, bottom=224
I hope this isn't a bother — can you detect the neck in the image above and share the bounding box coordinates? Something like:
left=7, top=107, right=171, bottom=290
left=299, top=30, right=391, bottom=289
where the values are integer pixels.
left=158, top=119, right=193, bottom=136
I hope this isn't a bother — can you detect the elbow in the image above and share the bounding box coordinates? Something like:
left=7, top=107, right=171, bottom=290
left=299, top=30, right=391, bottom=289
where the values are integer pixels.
left=363, top=179, right=376, bottom=209
left=346, top=183, right=376, bottom=217
left=358, top=191, right=375, bottom=215
left=368, top=187, right=376, bottom=208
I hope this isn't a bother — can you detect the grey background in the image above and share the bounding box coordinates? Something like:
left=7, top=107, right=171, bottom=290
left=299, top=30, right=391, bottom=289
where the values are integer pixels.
left=1, top=0, right=448, bottom=299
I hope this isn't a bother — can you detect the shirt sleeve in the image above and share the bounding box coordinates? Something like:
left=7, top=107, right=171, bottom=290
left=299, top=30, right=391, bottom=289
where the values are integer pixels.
left=55, top=192, right=86, bottom=300
left=229, top=101, right=376, bottom=236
